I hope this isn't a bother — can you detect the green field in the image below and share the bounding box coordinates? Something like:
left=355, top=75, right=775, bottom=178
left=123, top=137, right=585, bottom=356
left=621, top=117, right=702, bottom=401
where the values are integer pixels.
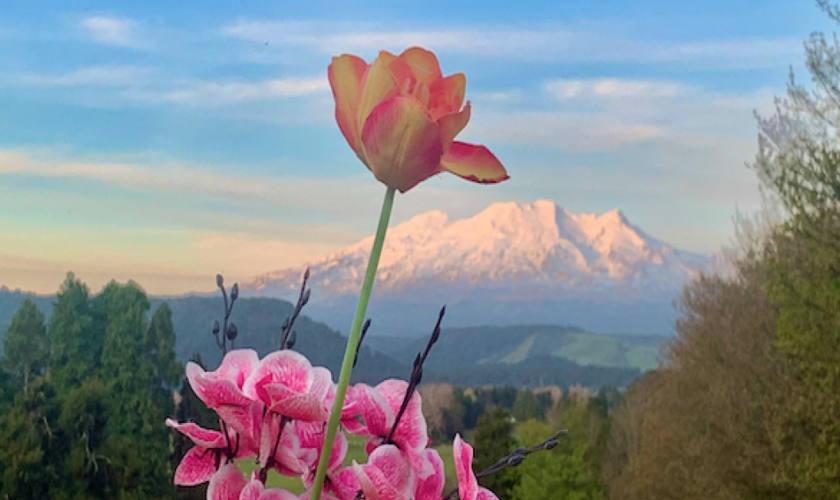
left=237, top=434, right=459, bottom=494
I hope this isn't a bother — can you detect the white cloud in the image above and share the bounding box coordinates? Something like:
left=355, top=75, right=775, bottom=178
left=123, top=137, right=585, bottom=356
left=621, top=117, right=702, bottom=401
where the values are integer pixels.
left=154, top=76, right=329, bottom=105
left=222, top=20, right=800, bottom=69
left=545, top=78, right=686, bottom=100
left=80, top=16, right=141, bottom=48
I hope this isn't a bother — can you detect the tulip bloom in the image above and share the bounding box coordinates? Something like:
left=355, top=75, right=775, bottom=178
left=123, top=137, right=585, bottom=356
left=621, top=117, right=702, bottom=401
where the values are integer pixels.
left=328, top=47, right=509, bottom=193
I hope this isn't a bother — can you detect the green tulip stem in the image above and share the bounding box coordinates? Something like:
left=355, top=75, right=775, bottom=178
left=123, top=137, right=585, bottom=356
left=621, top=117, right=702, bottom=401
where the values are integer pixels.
left=309, top=185, right=396, bottom=500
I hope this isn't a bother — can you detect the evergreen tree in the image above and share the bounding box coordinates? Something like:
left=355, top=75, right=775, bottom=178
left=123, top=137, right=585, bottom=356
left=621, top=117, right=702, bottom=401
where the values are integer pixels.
left=512, top=389, right=544, bottom=422
left=148, top=303, right=183, bottom=417
left=1, top=299, right=49, bottom=395
left=48, top=273, right=99, bottom=391
left=94, top=281, right=176, bottom=499
left=474, top=407, right=518, bottom=498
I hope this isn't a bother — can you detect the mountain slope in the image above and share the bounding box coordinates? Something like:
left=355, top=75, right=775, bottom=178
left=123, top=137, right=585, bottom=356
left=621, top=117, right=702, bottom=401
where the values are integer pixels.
left=242, top=200, right=708, bottom=335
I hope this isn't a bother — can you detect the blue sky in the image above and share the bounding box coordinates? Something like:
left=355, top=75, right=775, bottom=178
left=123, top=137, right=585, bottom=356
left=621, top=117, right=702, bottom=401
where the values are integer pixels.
left=0, top=0, right=831, bottom=294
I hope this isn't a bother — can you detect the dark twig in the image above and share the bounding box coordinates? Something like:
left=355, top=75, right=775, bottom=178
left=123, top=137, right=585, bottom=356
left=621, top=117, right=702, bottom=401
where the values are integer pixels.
left=385, top=306, right=445, bottom=445
left=280, top=268, right=311, bottom=350
left=442, top=429, right=568, bottom=500
left=212, top=274, right=239, bottom=355
left=353, top=318, right=373, bottom=367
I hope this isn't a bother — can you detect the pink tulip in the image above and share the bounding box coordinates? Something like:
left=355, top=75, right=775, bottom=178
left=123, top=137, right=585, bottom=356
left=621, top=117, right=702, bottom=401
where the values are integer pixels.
left=453, top=435, right=500, bottom=500
left=328, top=47, right=509, bottom=193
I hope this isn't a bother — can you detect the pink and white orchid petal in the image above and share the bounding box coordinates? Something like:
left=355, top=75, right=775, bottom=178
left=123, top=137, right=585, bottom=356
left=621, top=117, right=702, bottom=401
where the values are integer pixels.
left=477, top=488, right=502, bottom=500
left=166, top=419, right=226, bottom=449
left=331, top=467, right=362, bottom=500
left=217, top=349, right=260, bottom=389
left=356, top=53, right=401, bottom=139
left=454, top=435, right=480, bottom=500
left=215, top=401, right=264, bottom=447
left=240, top=480, right=300, bottom=500
left=437, top=101, right=471, bottom=152
left=355, top=384, right=395, bottom=438
left=376, top=380, right=428, bottom=451
left=243, top=350, right=313, bottom=400
left=194, top=377, right=254, bottom=409
left=440, top=142, right=509, bottom=185
left=328, top=54, right=369, bottom=158
left=365, top=445, right=414, bottom=496
left=207, top=463, right=248, bottom=500
left=173, top=446, right=218, bottom=486
left=414, top=449, right=446, bottom=500
left=264, top=385, right=329, bottom=422
left=297, top=421, right=348, bottom=474
left=360, top=95, right=444, bottom=193
left=309, top=367, right=334, bottom=403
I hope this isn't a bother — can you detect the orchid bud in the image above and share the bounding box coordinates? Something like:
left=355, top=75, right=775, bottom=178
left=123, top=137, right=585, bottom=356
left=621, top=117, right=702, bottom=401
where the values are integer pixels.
left=231, top=283, right=239, bottom=301
left=216, top=274, right=224, bottom=288
left=212, top=319, right=220, bottom=336
left=226, top=323, right=238, bottom=341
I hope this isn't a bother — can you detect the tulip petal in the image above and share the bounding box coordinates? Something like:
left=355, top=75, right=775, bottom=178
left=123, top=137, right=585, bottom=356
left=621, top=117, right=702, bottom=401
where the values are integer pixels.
left=361, top=95, right=444, bottom=193
left=398, top=47, right=443, bottom=85
left=357, top=56, right=401, bottom=141
left=437, top=101, right=471, bottom=151
left=174, top=446, right=218, bottom=486
left=429, top=73, right=466, bottom=119
left=207, top=463, right=248, bottom=500
left=328, top=54, right=369, bottom=158
left=440, top=142, right=509, bottom=185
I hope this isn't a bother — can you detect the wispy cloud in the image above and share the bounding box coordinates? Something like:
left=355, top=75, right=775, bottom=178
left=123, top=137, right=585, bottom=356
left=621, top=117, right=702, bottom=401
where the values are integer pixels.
left=20, top=65, right=156, bottom=87
left=222, top=20, right=800, bottom=69
left=545, top=78, right=685, bottom=100
left=141, top=76, right=329, bottom=105
left=80, top=16, right=142, bottom=48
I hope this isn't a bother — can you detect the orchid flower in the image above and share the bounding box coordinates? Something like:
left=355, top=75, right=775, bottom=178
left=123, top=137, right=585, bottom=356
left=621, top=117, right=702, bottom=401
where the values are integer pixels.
left=453, top=435, right=501, bottom=500
left=165, top=419, right=255, bottom=486
left=242, top=350, right=334, bottom=422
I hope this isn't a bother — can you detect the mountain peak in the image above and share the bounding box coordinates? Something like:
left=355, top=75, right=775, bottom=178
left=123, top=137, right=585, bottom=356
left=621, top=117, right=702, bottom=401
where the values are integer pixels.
left=242, top=199, right=708, bottom=299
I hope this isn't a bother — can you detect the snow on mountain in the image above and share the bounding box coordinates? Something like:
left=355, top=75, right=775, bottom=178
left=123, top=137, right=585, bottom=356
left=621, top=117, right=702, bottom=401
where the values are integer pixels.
left=243, top=200, right=709, bottom=301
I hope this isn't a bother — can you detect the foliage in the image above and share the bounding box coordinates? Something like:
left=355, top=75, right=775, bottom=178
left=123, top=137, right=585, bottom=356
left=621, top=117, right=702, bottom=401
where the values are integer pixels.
left=512, top=404, right=605, bottom=500
left=473, top=407, right=518, bottom=498
left=1, top=298, right=49, bottom=395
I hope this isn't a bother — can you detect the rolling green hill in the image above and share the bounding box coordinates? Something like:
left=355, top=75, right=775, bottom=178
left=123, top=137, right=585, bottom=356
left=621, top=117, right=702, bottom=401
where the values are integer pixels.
left=366, top=324, right=664, bottom=373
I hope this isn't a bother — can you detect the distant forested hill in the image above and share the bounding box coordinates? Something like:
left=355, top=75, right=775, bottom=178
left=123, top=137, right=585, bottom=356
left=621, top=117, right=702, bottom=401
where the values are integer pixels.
left=0, top=287, right=654, bottom=388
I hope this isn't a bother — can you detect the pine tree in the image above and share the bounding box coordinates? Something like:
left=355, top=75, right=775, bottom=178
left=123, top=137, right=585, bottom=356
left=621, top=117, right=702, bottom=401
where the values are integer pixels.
left=2, top=298, right=49, bottom=395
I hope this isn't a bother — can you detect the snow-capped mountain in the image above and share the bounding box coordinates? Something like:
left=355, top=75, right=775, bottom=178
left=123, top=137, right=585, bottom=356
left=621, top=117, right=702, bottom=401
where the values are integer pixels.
left=242, top=200, right=709, bottom=336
